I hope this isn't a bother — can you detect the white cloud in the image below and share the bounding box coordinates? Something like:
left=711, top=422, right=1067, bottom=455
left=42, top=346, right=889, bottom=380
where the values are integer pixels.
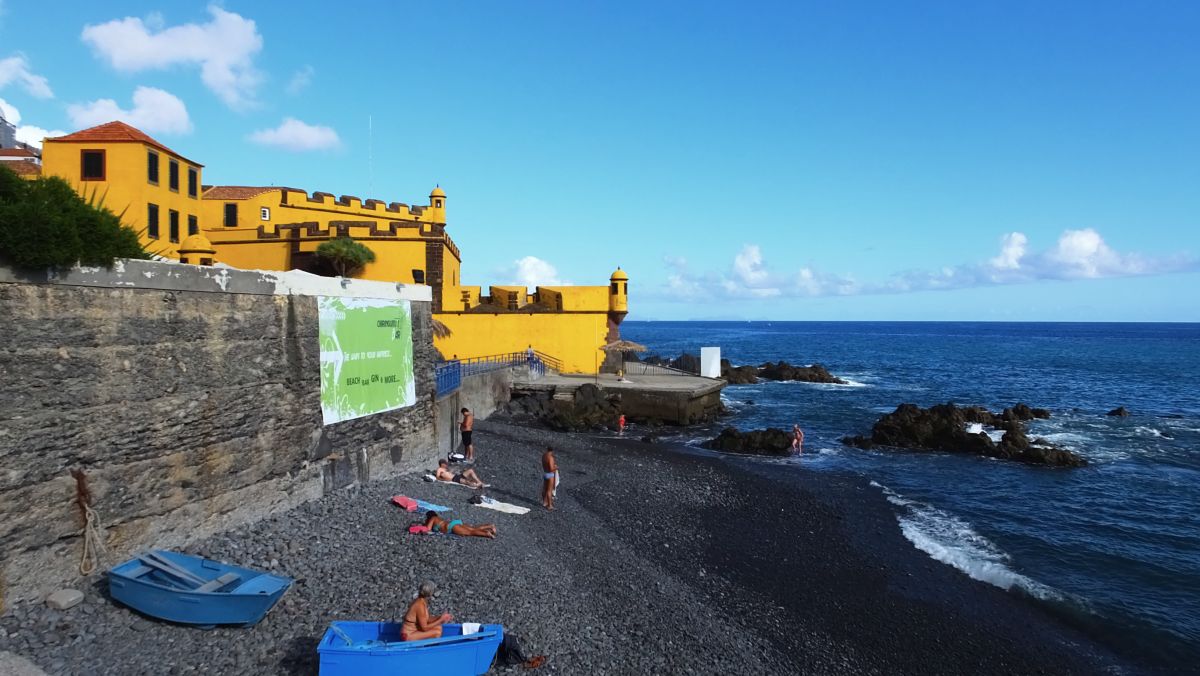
left=0, top=97, right=65, bottom=148
left=0, top=55, right=53, bottom=98
left=81, top=6, right=263, bottom=109
left=661, top=230, right=1197, bottom=301
left=0, top=96, right=18, bottom=123
left=505, top=256, right=569, bottom=288
left=67, top=86, right=192, bottom=134
left=15, top=125, right=65, bottom=148
left=286, top=65, right=314, bottom=95
left=989, top=232, right=1027, bottom=270
left=248, top=117, right=341, bottom=151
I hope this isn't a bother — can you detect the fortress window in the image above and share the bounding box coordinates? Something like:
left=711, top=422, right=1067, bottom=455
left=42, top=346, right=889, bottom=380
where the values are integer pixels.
left=188, top=168, right=198, bottom=198
left=611, top=282, right=619, bottom=293
left=435, top=199, right=443, bottom=208
left=187, top=215, right=198, bottom=236
left=224, top=203, right=237, bottom=227
left=168, top=159, right=179, bottom=192
left=260, top=207, right=271, bottom=221
left=623, top=282, right=628, bottom=294
left=169, top=210, right=180, bottom=243
left=147, top=203, right=159, bottom=239
left=147, top=151, right=159, bottom=184
left=80, top=150, right=105, bottom=181
left=412, top=269, right=426, bottom=284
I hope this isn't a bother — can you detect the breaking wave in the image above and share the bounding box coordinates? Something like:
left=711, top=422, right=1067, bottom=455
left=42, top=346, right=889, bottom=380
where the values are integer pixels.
left=869, top=481, right=1062, bottom=601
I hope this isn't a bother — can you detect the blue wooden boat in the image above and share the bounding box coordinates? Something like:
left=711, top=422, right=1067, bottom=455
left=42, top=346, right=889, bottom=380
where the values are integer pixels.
left=108, top=550, right=292, bottom=627
left=318, top=621, right=503, bottom=676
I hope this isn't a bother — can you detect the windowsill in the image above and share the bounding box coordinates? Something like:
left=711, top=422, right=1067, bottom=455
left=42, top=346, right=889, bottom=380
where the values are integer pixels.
left=81, top=177, right=106, bottom=182
left=149, top=181, right=159, bottom=186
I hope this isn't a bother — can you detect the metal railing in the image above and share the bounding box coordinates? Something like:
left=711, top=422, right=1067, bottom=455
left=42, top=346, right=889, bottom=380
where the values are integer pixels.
left=622, top=358, right=696, bottom=377
left=436, top=350, right=562, bottom=398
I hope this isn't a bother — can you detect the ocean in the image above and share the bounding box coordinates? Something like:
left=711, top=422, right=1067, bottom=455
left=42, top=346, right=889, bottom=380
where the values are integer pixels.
left=620, top=321, right=1200, bottom=668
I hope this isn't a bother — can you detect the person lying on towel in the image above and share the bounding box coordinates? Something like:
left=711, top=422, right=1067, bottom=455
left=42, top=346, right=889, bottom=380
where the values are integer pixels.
left=402, top=580, right=453, bottom=641
left=423, top=511, right=497, bottom=539
left=435, top=459, right=485, bottom=489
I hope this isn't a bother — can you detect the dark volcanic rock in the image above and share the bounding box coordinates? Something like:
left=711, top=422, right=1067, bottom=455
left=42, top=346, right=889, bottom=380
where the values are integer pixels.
left=757, top=361, right=847, bottom=384
left=702, top=427, right=794, bottom=456
left=720, top=358, right=759, bottom=384
left=1107, top=406, right=1131, bottom=417
left=842, top=403, right=1085, bottom=468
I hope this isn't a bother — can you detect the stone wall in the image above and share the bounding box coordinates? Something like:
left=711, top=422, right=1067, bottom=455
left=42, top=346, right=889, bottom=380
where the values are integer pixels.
left=433, top=369, right=514, bottom=459
left=0, top=260, right=439, bottom=607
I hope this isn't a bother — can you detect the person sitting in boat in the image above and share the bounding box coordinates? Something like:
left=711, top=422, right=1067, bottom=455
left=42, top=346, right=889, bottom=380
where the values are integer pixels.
left=402, top=580, right=453, bottom=641
left=423, top=511, right=497, bottom=539
left=434, top=459, right=485, bottom=488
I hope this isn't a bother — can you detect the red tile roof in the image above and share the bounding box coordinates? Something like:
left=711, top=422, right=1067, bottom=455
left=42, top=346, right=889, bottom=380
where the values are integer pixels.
left=45, top=121, right=202, bottom=166
left=5, top=160, right=42, bottom=177
left=202, top=186, right=288, bottom=200
left=0, top=148, right=39, bottom=158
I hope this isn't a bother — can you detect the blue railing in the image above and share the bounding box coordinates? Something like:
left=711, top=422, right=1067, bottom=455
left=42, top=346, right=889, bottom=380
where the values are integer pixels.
left=435, top=351, right=560, bottom=399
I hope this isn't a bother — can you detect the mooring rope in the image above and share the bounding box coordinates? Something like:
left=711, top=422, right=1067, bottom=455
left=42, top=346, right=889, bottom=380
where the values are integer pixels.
left=78, top=502, right=108, bottom=576
left=71, top=468, right=108, bottom=576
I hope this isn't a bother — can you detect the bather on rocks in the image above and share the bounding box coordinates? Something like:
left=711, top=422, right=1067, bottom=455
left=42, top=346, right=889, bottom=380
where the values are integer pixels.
left=423, top=511, right=497, bottom=539
left=401, top=580, right=453, bottom=641
left=435, top=459, right=485, bottom=488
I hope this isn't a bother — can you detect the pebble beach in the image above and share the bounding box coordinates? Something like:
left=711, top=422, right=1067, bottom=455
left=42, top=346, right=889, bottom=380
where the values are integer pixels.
left=0, top=419, right=1133, bottom=675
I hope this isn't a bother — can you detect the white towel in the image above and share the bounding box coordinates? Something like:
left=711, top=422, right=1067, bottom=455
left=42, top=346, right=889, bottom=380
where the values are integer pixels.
left=474, top=498, right=531, bottom=515
left=462, top=623, right=481, bottom=636
left=553, top=471, right=560, bottom=498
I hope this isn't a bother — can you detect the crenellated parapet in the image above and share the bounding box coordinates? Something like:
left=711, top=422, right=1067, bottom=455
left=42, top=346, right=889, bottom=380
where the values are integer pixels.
left=281, top=189, right=432, bottom=221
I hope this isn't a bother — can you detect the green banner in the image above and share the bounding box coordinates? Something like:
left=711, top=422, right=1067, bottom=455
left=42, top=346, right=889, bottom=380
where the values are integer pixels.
left=318, top=296, right=416, bottom=425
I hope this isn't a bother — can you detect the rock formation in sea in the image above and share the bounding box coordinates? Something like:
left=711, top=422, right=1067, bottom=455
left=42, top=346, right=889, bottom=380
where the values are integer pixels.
left=702, top=427, right=794, bottom=456
left=756, top=361, right=846, bottom=384
left=842, top=402, right=1085, bottom=468
left=1107, top=406, right=1131, bottom=417
left=641, top=353, right=846, bottom=384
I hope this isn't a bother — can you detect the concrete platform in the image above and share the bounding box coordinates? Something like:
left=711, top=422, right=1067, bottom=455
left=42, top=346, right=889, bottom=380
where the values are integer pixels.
left=512, top=372, right=725, bottom=425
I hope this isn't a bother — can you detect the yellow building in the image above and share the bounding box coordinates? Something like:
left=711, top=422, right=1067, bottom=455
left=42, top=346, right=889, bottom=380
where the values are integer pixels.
left=39, top=120, right=628, bottom=374
left=41, top=122, right=204, bottom=259
left=197, top=185, right=458, bottom=289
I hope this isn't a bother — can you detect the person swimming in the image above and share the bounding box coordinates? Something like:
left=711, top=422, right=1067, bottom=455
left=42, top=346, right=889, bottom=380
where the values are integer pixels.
left=423, top=511, right=497, bottom=539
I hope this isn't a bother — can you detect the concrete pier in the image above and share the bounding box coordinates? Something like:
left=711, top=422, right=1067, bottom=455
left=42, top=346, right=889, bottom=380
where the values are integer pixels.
left=512, top=372, right=726, bottom=425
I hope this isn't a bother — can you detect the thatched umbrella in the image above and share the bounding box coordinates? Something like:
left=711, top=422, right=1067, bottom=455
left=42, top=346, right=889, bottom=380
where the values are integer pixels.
left=601, top=339, right=648, bottom=377
left=432, top=318, right=453, bottom=339
left=601, top=339, right=648, bottom=353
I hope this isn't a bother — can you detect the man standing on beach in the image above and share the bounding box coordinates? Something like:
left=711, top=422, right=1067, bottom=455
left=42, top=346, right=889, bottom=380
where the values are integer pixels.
left=461, top=408, right=475, bottom=462
left=792, top=424, right=805, bottom=454
left=541, top=447, right=557, bottom=511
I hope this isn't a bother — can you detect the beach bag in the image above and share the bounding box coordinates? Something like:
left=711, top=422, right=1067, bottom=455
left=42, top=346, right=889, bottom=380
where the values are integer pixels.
left=497, top=632, right=529, bottom=667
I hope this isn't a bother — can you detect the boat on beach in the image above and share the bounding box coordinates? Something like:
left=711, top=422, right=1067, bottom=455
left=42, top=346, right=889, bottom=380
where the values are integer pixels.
left=108, top=550, right=292, bottom=627
left=317, top=621, right=504, bottom=676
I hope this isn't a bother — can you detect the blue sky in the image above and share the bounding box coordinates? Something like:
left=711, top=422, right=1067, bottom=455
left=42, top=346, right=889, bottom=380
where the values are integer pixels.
left=1, top=1, right=1197, bottom=321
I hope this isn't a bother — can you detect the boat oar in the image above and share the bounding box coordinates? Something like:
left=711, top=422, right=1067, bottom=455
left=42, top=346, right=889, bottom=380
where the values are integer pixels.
left=139, top=552, right=206, bottom=588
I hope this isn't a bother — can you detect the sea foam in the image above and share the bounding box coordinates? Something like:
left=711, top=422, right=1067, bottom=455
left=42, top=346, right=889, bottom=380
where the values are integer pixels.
left=869, top=481, right=1062, bottom=601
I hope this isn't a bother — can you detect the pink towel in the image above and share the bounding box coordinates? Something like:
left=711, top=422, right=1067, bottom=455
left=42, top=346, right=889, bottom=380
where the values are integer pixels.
left=392, top=495, right=418, bottom=512
left=408, top=525, right=430, bottom=534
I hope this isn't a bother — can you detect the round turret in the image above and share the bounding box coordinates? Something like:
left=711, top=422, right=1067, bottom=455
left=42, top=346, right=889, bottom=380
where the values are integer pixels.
left=609, top=266, right=628, bottom=314
left=178, top=233, right=217, bottom=266
left=429, top=186, right=446, bottom=221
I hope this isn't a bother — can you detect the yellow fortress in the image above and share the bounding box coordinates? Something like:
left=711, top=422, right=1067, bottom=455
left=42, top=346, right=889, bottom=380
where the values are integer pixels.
left=32, top=121, right=627, bottom=374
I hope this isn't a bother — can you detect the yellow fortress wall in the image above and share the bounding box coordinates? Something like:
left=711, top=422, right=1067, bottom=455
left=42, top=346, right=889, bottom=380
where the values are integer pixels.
left=40, top=121, right=628, bottom=374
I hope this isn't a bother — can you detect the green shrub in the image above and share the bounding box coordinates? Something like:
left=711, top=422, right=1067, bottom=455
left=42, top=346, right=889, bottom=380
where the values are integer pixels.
left=0, top=164, right=149, bottom=269
left=316, top=236, right=376, bottom=277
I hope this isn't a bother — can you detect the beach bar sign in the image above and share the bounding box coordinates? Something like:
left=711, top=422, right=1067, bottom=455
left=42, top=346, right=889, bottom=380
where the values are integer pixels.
left=318, top=296, right=416, bottom=425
